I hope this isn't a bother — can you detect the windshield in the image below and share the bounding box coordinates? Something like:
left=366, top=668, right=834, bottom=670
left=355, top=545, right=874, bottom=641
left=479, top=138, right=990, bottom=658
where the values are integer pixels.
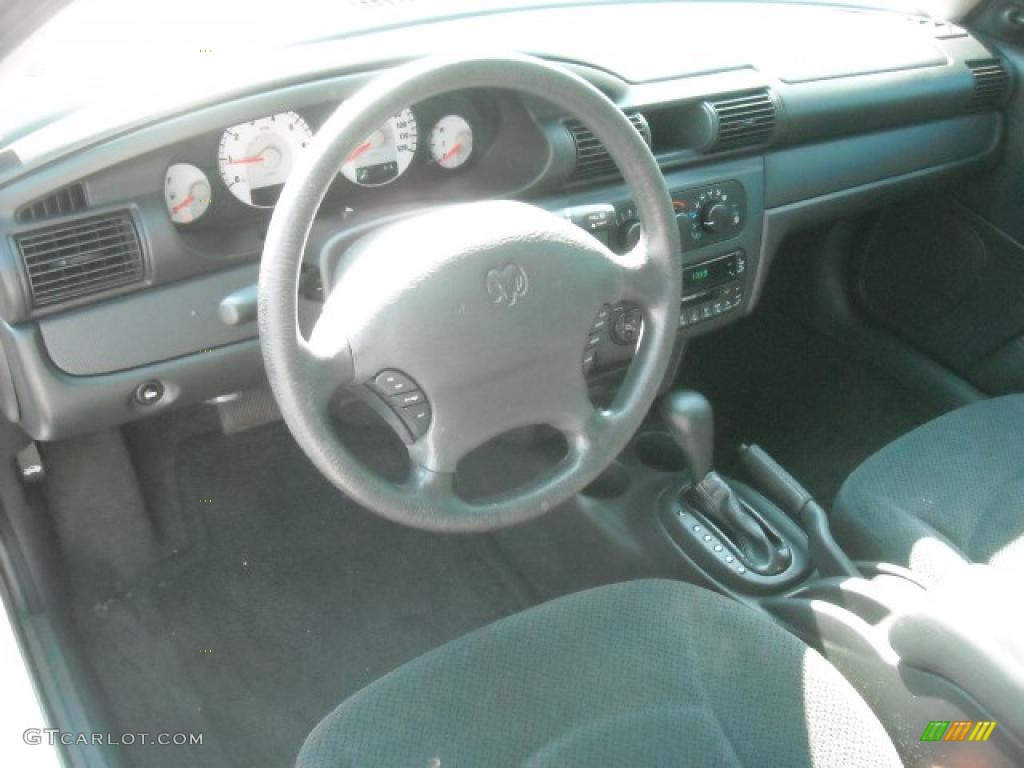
left=0, top=0, right=944, bottom=145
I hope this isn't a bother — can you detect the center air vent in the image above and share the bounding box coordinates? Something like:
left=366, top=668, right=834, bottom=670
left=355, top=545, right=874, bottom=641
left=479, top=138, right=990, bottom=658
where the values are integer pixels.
left=567, top=113, right=651, bottom=182
left=15, top=211, right=145, bottom=308
left=701, top=90, right=777, bottom=152
left=967, top=59, right=1011, bottom=111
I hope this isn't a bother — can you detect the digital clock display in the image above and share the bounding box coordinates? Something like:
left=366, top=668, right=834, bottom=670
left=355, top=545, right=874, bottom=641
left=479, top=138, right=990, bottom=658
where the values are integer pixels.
left=683, top=257, right=735, bottom=291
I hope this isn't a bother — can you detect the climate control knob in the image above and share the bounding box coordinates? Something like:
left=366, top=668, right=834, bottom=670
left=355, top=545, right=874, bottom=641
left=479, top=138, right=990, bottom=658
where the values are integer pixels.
left=619, top=220, right=642, bottom=252
left=701, top=201, right=737, bottom=234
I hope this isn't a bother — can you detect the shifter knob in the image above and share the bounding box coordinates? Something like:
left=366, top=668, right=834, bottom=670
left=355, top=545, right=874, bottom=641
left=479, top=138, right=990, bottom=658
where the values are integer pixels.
left=660, top=390, right=714, bottom=482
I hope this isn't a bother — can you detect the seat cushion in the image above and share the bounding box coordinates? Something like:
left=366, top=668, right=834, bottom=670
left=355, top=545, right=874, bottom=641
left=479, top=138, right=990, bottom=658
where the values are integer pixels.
left=297, top=580, right=899, bottom=767
left=833, top=395, right=1024, bottom=581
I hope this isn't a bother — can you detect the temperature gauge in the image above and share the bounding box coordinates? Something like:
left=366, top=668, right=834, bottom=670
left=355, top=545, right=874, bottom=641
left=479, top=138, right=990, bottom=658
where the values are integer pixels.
left=164, top=163, right=211, bottom=224
left=429, top=114, right=473, bottom=170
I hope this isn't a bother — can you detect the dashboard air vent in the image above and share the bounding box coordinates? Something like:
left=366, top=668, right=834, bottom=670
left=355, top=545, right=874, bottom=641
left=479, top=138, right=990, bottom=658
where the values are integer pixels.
left=967, top=59, right=1011, bottom=111
left=703, top=90, right=777, bottom=152
left=15, top=212, right=144, bottom=308
left=567, top=113, right=651, bottom=182
left=16, top=183, right=87, bottom=223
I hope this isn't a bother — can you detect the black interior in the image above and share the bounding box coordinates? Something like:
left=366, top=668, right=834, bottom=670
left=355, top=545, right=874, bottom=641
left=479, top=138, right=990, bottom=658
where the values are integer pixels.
left=21, top=231, right=995, bottom=766
left=2, top=1, right=1024, bottom=766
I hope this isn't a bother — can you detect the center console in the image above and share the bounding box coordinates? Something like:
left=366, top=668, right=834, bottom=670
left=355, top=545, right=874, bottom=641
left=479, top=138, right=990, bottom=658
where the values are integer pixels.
left=553, top=159, right=765, bottom=377
left=678, top=249, right=746, bottom=328
left=593, top=386, right=1023, bottom=765
left=636, top=388, right=1024, bottom=765
left=560, top=178, right=750, bottom=329
left=656, top=390, right=811, bottom=592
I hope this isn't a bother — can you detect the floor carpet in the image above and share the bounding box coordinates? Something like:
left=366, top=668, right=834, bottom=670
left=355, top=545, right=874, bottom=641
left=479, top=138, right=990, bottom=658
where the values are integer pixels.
left=60, top=303, right=951, bottom=767
left=70, top=419, right=539, bottom=767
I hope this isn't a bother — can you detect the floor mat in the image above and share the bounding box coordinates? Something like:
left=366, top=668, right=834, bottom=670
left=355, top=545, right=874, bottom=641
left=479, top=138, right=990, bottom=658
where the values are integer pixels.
left=681, top=309, right=946, bottom=504
left=72, top=421, right=539, bottom=768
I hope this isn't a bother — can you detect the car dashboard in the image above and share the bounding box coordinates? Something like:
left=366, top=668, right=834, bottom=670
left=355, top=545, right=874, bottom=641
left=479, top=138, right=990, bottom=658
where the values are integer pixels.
left=0, top=1, right=1012, bottom=440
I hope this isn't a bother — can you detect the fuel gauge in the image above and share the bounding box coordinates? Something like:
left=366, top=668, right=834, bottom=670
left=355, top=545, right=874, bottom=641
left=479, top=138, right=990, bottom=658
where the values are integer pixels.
left=165, top=163, right=212, bottom=224
left=429, top=114, right=473, bottom=170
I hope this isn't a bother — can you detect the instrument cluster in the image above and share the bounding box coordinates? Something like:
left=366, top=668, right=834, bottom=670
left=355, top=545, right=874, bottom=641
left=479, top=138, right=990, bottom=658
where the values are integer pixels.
left=163, top=93, right=492, bottom=226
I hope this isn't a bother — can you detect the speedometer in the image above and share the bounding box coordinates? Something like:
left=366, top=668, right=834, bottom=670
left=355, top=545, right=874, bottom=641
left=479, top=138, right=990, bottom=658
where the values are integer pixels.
left=218, top=111, right=312, bottom=207
left=340, top=108, right=418, bottom=186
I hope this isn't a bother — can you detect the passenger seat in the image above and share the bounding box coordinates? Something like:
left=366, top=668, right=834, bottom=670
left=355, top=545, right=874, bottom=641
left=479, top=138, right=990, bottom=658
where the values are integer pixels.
left=832, top=396, right=1024, bottom=581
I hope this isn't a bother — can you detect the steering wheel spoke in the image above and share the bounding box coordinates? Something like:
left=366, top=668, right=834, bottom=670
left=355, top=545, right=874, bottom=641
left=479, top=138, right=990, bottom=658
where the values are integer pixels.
left=570, top=405, right=619, bottom=463
left=298, top=331, right=355, bottom=415
left=405, top=462, right=456, bottom=499
left=405, top=426, right=465, bottom=476
left=612, top=241, right=671, bottom=309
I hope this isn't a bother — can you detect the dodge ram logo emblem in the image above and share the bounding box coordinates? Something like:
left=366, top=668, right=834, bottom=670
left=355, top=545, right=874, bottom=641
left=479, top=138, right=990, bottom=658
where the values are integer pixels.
left=486, top=264, right=529, bottom=306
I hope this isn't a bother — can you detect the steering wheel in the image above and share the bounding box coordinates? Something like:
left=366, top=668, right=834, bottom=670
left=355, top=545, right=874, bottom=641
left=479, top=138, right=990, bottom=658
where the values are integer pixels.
left=259, top=54, right=681, bottom=532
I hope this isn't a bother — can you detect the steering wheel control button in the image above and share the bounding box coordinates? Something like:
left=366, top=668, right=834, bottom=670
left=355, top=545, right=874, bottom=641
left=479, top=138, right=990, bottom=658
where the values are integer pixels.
left=391, top=390, right=425, bottom=408
left=135, top=381, right=164, bottom=406
left=583, top=305, right=616, bottom=374
left=366, top=370, right=432, bottom=440
left=398, top=403, right=431, bottom=439
left=371, top=370, right=416, bottom=396
left=612, top=307, right=642, bottom=345
left=582, top=351, right=596, bottom=374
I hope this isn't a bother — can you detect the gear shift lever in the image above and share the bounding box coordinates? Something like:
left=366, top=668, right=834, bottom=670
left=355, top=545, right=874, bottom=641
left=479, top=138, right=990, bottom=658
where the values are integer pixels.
left=660, top=390, right=789, bottom=575
left=660, top=390, right=714, bottom=483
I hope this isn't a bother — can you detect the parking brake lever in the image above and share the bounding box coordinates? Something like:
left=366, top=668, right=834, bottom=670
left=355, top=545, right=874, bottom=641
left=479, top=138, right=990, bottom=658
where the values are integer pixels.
left=738, top=443, right=859, bottom=578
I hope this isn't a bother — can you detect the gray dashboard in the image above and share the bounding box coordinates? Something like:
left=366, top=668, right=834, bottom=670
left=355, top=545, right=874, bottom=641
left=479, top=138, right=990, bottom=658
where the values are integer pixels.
left=0, top=1, right=1012, bottom=440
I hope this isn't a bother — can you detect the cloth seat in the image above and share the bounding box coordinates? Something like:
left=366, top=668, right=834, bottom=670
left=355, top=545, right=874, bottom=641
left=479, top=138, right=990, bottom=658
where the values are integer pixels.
left=833, top=395, right=1024, bottom=581
left=297, top=579, right=899, bottom=767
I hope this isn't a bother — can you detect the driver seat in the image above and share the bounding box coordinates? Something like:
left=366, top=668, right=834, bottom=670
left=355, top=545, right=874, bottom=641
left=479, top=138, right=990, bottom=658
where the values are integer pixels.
left=297, top=580, right=899, bottom=767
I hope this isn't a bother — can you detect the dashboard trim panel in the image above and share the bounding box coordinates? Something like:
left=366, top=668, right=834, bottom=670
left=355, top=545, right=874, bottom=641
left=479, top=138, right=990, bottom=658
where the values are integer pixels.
left=0, top=3, right=1012, bottom=441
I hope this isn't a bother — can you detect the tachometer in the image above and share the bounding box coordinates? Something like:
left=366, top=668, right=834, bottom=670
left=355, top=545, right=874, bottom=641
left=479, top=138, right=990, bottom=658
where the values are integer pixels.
left=164, top=163, right=211, bottom=224
left=340, top=108, right=418, bottom=186
left=429, top=114, right=473, bottom=170
left=218, top=111, right=312, bottom=207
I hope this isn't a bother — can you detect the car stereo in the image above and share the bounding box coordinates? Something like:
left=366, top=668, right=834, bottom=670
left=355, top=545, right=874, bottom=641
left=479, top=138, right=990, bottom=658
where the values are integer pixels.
left=679, top=250, right=746, bottom=328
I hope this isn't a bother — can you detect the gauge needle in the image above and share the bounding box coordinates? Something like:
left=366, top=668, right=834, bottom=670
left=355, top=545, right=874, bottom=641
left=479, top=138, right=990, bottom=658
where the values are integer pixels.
left=228, top=156, right=265, bottom=165
left=346, top=141, right=373, bottom=163
left=441, top=144, right=463, bottom=163
left=171, top=194, right=195, bottom=214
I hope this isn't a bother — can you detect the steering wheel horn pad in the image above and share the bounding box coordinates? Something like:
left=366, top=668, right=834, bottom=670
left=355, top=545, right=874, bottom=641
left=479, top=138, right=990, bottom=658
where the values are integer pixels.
left=315, top=200, right=634, bottom=473
left=259, top=54, right=680, bottom=531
